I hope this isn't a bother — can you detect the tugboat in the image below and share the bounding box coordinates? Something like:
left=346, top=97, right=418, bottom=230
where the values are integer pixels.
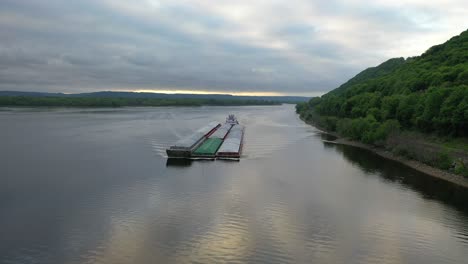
left=225, top=114, right=239, bottom=125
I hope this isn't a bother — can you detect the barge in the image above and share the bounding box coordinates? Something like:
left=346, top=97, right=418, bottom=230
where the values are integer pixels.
left=166, top=115, right=244, bottom=160
left=216, top=124, right=244, bottom=159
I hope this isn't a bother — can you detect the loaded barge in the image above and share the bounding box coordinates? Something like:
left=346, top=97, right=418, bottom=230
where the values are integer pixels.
left=166, top=115, right=244, bottom=160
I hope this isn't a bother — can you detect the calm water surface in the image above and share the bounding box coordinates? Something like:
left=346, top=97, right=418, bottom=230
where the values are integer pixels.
left=1, top=105, right=468, bottom=264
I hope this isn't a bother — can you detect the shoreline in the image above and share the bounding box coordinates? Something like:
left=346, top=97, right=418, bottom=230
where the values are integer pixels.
left=304, top=118, right=468, bottom=188
left=0, top=104, right=283, bottom=110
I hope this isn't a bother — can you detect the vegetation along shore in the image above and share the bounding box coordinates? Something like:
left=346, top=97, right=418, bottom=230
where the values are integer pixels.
left=0, top=91, right=312, bottom=107
left=297, top=29, right=468, bottom=185
left=0, top=96, right=282, bottom=107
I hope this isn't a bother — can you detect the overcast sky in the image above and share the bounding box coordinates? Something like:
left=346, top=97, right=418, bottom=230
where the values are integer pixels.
left=0, top=0, right=467, bottom=96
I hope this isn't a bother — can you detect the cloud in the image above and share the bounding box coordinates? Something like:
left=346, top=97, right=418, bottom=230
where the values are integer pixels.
left=0, top=0, right=466, bottom=95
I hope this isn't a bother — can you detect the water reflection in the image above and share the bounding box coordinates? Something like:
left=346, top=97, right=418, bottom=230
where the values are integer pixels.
left=325, top=141, right=468, bottom=216
left=3, top=105, right=468, bottom=263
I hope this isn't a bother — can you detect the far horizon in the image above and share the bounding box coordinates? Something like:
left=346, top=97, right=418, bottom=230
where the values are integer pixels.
left=132, top=89, right=322, bottom=97
left=1, top=89, right=321, bottom=97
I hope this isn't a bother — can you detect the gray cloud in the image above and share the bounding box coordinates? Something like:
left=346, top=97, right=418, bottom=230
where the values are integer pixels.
left=0, top=0, right=466, bottom=95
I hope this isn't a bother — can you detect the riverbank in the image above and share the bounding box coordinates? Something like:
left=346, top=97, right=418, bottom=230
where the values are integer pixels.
left=304, top=118, right=468, bottom=188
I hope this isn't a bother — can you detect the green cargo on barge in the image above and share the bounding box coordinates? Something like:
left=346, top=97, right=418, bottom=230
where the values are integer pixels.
left=192, top=138, right=223, bottom=157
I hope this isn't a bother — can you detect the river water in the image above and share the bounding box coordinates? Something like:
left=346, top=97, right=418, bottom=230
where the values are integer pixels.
left=1, top=104, right=468, bottom=264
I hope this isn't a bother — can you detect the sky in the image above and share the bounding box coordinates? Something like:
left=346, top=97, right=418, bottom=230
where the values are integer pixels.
left=0, top=0, right=467, bottom=96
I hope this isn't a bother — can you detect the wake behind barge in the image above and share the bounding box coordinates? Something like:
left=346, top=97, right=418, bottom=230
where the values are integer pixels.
left=166, top=115, right=244, bottom=160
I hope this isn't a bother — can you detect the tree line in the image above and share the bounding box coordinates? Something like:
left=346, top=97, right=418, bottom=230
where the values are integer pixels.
left=0, top=96, right=281, bottom=107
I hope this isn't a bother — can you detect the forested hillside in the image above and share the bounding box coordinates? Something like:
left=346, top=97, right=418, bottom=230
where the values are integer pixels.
left=297, top=29, right=468, bottom=142
left=297, top=29, right=468, bottom=175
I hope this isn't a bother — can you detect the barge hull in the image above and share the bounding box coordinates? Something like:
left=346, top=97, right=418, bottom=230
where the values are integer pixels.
left=166, top=149, right=192, bottom=158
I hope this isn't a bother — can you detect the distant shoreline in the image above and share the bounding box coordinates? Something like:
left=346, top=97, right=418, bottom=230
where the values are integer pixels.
left=0, top=104, right=280, bottom=108
left=0, top=96, right=283, bottom=108
left=304, top=118, right=468, bottom=188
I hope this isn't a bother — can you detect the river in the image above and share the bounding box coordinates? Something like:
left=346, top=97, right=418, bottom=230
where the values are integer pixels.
left=1, top=104, right=468, bottom=264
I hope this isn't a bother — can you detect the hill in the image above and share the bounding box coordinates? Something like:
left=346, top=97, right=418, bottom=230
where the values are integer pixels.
left=297, top=29, right=468, bottom=176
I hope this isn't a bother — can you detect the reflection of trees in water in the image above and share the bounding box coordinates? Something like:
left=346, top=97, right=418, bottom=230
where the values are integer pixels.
left=326, top=142, right=468, bottom=215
